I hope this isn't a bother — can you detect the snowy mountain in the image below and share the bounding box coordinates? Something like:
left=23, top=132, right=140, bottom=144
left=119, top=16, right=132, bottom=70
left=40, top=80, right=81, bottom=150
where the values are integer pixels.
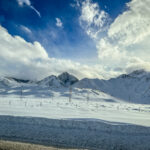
left=0, top=77, right=19, bottom=87
left=7, top=77, right=31, bottom=83
left=37, top=75, right=63, bottom=88
left=0, top=70, right=150, bottom=103
left=0, top=76, right=35, bottom=88
left=58, top=72, right=79, bottom=86
left=38, top=72, right=79, bottom=87
left=74, top=69, right=150, bottom=103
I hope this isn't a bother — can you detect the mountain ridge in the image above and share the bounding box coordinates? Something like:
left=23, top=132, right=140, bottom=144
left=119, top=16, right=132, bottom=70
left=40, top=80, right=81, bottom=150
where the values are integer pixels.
left=1, top=70, right=150, bottom=103
left=2, top=69, right=150, bottom=85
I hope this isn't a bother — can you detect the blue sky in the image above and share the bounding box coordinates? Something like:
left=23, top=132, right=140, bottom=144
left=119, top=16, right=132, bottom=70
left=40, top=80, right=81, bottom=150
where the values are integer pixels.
left=0, top=0, right=130, bottom=61
left=0, top=0, right=150, bottom=80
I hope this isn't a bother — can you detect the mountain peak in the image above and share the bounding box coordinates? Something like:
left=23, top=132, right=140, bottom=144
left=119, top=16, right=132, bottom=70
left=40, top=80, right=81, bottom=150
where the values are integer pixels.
left=118, top=69, right=148, bottom=79
left=58, top=72, right=79, bottom=86
left=38, top=72, right=79, bottom=87
left=128, top=69, right=149, bottom=78
left=129, top=69, right=146, bottom=75
left=58, top=72, right=71, bottom=77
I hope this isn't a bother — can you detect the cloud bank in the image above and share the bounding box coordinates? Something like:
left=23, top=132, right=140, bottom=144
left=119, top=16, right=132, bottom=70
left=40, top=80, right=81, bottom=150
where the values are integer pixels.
left=1, top=0, right=150, bottom=80
left=79, top=0, right=150, bottom=74
left=0, top=25, right=115, bottom=80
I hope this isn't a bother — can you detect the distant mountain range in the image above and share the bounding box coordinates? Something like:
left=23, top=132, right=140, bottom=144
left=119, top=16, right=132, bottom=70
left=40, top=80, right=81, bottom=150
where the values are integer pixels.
left=0, top=69, right=150, bottom=103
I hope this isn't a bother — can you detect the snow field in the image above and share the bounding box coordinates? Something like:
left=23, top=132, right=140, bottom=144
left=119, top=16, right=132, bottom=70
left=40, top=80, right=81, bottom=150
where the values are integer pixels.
left=0, top=94, right=150, bottom=127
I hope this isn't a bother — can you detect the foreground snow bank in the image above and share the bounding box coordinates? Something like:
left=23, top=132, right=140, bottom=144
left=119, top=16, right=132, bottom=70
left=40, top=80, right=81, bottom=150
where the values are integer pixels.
left=0, top=115, right=150, bottom=150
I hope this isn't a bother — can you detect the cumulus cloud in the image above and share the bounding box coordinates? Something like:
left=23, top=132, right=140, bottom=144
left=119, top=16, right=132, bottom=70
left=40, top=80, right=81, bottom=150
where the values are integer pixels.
left=0, top=25, right=115, bottom=80
left=0, top=26, right=48, bottom=61
left=108, top=0, right=150, bottom=46
left=17, top=0, right=41, bottom=17
left=78, top=0, right=150, bottom=74
left=56, top=18, right=63, bottom=27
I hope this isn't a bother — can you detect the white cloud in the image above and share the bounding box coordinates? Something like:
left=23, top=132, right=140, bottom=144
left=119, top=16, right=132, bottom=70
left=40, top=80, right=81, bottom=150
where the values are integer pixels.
left=125, top=57, right=150, bottom=74
left=99, top=0, right=150, bottom=69
left=30, top=6, right=41, bottom=17
left=70, top=0, right=81, bottom=8
left=108, top=0, right=150, bottom=46
left=17, top=0, right=31, bottom=6
left=56, top=18, right=63, bottom=27
left=20, top=25, right=32, bottom=34
left=0, top=26, right=48, bottom=61
left=0, top=25, right=115, bottom=80
left=79, top=0, right=109, bottom=39
left=17, top=0, right=41, bottom=17
left=79, top=0, right=150, bottom=74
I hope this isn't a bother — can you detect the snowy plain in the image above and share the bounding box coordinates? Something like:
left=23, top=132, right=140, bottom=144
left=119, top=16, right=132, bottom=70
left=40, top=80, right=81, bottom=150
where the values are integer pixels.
left=0, top=89, right=150, bottom=127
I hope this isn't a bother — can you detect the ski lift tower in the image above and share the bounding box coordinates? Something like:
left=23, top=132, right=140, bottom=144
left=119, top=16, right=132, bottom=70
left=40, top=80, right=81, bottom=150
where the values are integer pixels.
left=87, top=80, right=90, bottom=103
left=20, top=84, right=23, bottom=101
left=69, top=85, right=72, bottom=103
left=87, top=90, right=89, bottom=103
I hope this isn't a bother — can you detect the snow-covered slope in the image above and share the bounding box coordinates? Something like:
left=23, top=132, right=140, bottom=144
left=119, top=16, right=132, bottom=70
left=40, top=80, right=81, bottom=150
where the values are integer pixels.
left=74, top=70, right=150, bottom=103
left=37, top=75, right=63, bottom=88
left=0, top=77, right=19, bottom=87
left=1, top=70, right=150, bottom=103
left=0, top=76, right=35, bottom=87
